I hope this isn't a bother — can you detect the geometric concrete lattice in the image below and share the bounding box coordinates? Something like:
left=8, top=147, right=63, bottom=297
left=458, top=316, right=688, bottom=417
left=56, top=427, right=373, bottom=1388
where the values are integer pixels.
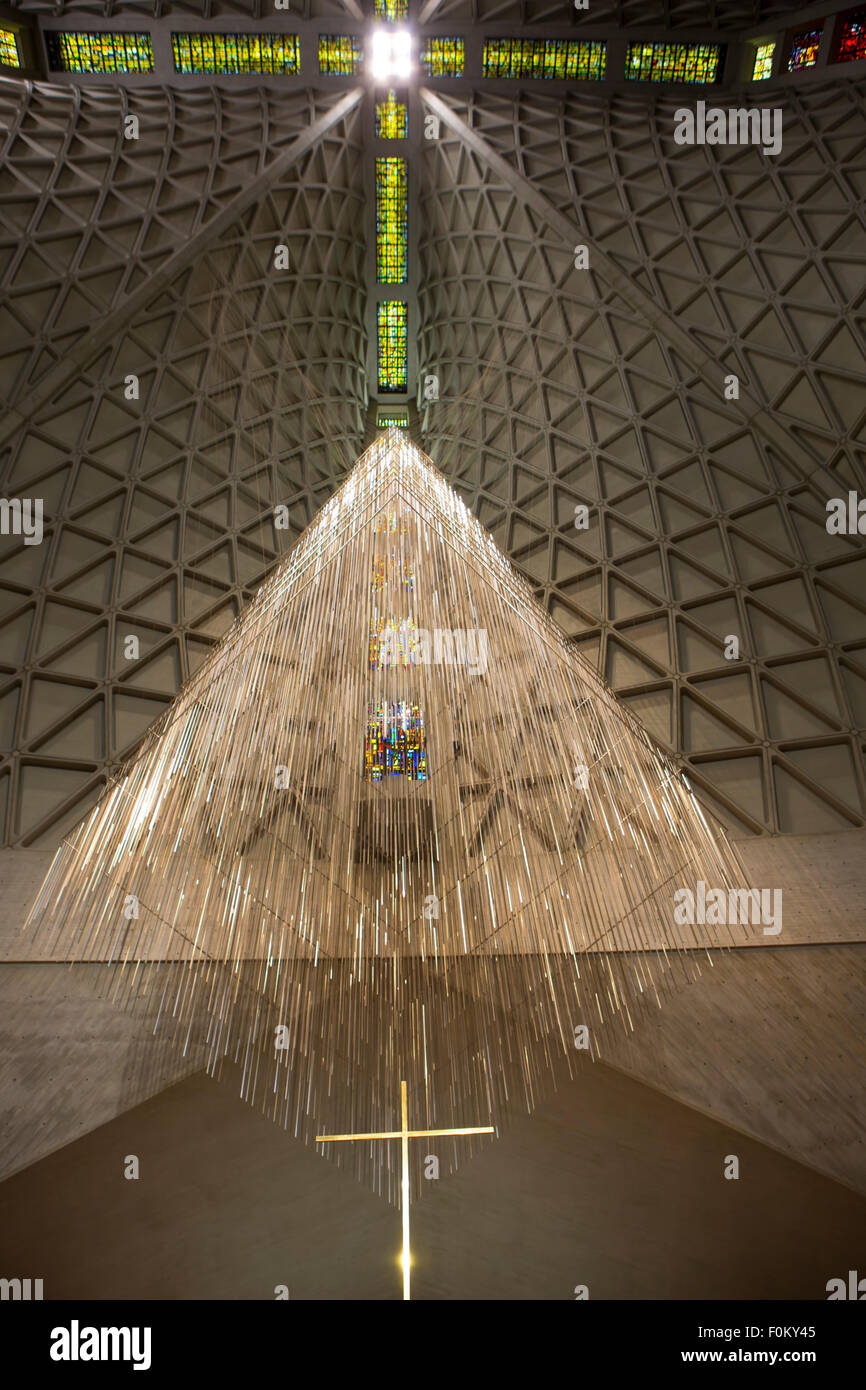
left=418, top=81, right=866, bottom=835
left=1, top=2, right=806, bottom=22
left=0, top=80, right=367, bottom=845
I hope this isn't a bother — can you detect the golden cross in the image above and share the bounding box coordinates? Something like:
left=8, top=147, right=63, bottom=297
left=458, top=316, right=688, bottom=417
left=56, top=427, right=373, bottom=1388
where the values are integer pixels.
left=316, top=1080, right=495, bottom=1300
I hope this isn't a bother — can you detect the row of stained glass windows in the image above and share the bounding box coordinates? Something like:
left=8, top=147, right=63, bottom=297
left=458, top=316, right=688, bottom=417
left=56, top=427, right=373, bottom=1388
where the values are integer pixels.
left=0, top=29, right=20, bottom=67
left=419, top=38, right=463, bottom=77
left=754, top=13, right=866, bottom=78
left=482, top=38, right=606, bottom=81
left=376, top=89, right=408, bottom=139
left=377, top=302, right=407, bottom=394
left=626, top=42, right=724, bottom=84
left=171, top=33, right=300, bottom=74
left=318, top=35, right=361, bottom=76
left=376, top=157, right=408, bottom=284
left=376, top=410, right=408, bottom=428
left=42, top=23, right=866, bottom=81
left=790, top=11, right=866, bottom=69
left=46, top=32, right=154, bottom=73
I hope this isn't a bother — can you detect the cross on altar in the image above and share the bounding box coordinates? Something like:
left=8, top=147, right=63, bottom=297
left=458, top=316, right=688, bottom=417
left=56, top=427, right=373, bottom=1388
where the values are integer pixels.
left=316, top=1080, right=495, bottom=1300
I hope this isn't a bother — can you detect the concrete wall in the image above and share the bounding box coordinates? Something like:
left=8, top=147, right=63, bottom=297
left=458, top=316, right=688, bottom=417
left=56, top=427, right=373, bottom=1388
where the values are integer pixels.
left=3, top=829, right=866, bottom=961
left=0, top=835, right=864, bottom=1194
left=0, top=1061, right=863, bottom=1301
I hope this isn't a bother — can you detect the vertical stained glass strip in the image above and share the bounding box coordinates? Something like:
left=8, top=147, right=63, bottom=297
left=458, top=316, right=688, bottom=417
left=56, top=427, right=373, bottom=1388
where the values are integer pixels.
left=376, top=89, right=408, bottom=139
left=371, top=555, right=414, bottom=591
left=374, top=513, right=406, bottom=533
left=482, top=38, right=606, bottom=80
left=835, top=10, right=866, bottom=64
left=787, top=26, right=822, bottom=71
left=376, top=157, right=408, bottom=284
left=318, top=35, right=362, bottom=75
left=625, top=41, right=724, bottom=83
left=369, top=618, right=422, bottom=669
left=377, top=301, right=408, bottom=393
left=0, top=29, right=20, bottom=67
left=364, top=701, right=427, bottom=781
left=45, top=32, right=154, bottom=73
left=419, top=38, right=464, bottom=77
left=374, top=0, right=408, bottom=20
left=171, top=33, right=300, bottom=74
left=752, top=42, right=776, bottom=80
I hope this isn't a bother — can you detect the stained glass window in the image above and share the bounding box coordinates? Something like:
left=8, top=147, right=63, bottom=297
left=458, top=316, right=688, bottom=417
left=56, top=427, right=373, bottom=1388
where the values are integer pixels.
left=787, top=26, right=822, bottom=71
left=752, top=42, right=776, bottom=79
left=46, top=32, right=154, bottom=73
left=377, top=302, right=408, bottom=393
left=376, top=157, right=408, bottom=284
left=364, top=701, right=427, bottom=782
left=370, top=555, right=414, bottom=592
left=376, top=90, right=408, bottom=139
left=318, top=35, right=362, bottom=75
left=171, top=33, right=300, bottom=75
left=374, top=0, right=408, bottom=19
left=0, top=29, right=20, bottom=67
left=835, top=10, right=866, bottom=63
left=625, top=42, right=724, bottom=83
left=482, top=38, right=606, bottom=80
left=372, top=557, right=407, bottom=588
left=419, top=38, right=464, bottom=77
left=369, top=618, right=422, bottom=669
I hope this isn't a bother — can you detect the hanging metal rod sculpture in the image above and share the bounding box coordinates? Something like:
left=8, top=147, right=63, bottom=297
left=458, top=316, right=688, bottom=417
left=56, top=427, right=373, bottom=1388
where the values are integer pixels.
left=26, top=432, right=748, bottom=1201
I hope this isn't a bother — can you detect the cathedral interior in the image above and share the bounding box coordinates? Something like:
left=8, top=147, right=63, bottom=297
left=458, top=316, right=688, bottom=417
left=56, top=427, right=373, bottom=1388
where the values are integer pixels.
left=0, top=0, right=864, bottom=1304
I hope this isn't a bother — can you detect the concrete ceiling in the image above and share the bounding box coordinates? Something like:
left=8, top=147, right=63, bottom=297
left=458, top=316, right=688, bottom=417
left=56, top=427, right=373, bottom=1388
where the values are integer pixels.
left=420, top=0, right=795, bottom=21
left=1, top=63, right=864, bottom=843
left=0, top=1, right=803, bottom=24
left=417, top=80, right=866, bottom=834
left=0, top=82, right=369, bottom=843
